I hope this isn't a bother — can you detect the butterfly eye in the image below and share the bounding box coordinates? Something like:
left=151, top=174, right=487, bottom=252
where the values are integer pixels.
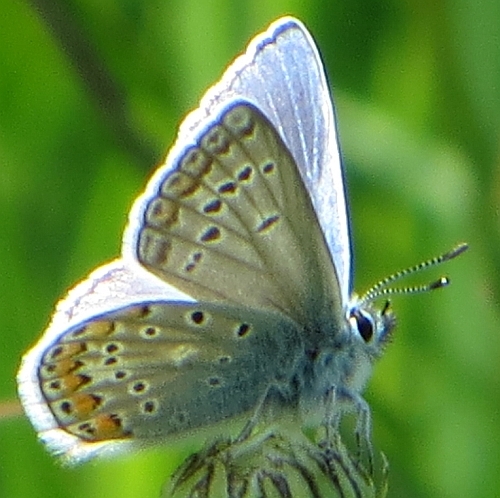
left=350, top=309, right=375, bottom=343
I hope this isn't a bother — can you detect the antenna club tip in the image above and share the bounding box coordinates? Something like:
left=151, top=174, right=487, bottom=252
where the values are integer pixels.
left=445, top=242, right=469, bottom=261
left=430, top=276, right=450, bottom=290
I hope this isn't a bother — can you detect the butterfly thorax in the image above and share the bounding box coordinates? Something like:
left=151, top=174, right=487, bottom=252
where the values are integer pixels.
left=292, top=300, right=395, bottom=426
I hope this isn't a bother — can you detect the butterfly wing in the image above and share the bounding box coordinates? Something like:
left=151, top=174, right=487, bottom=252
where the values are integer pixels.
left=24, top=300, right=302, bottom=463
left=128, top=103, right=340, bottom=325
left=125, top=17, right=351, bottom=308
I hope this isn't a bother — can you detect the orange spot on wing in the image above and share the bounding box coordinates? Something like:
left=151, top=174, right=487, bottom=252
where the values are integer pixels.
left=59, top=373, right=91, bottom=394
left=71, top=393, right=102, bottom=418
left=93, top=413, right=129, bottom=440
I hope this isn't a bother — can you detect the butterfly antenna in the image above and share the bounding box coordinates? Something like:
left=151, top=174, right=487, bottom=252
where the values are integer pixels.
left=359, top=242, right=468, bottom=305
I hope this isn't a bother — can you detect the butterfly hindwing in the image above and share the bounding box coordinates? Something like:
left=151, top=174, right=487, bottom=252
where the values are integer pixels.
left=37, top=301, right=302, bottom=445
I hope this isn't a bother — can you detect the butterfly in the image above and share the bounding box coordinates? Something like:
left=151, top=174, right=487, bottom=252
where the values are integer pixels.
left=17, top=16, right=467, bottom=466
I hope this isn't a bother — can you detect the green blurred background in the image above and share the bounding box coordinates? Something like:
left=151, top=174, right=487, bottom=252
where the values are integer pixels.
left=0, top=0, right=498, bottom=497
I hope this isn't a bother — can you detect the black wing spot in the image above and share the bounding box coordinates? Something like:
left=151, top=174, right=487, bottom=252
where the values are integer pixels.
left=144, top=327, right=157, bottom=337
left=191, top=311, right=205, bottom=325
left=60, top=401, right=72, bottom=414
left=200, top=226, right=221, bottom=242
left=238, top=166, right=252, bottom=182
left=138, top=306, right=152, bottom=318
left=185, top=251, right=203, bottom=273
left=262, top=162, right=275, bottom=174
left=237, top=323, right=250, bottom=337
left=218, top=182, right=237, bottom=194
left=105, top=343, right=119, bottom=354
left=203, top=199, right=222, bottom=214
left=257, top=215, right=280, bottom=233
left=143, top=400, right=157, bottom=414
left=50, top=346, right=64, bottom=358
left=132, top=381, right=147, bottom=393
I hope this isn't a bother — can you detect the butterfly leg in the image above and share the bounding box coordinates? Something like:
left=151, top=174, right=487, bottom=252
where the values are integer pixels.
left=355, top=403, right=374, bottom=475
left=322, top=385, right=341, bottom=440
left=323, top=386, right=374, bottom=474
left=346, top=390, right=374, bottom=474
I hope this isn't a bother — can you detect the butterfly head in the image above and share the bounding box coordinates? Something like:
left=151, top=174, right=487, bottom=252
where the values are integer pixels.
left=347, top=299, right=395, bottom=355
left=325, top=243, right=468, bottom=402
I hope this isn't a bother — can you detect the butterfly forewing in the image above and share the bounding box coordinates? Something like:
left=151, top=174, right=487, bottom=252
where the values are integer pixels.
left=38, top=301, right=302, bottom=444
left=178, top=19, right=351, bottom=302
left=137, top=103, right=339, bottom=324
